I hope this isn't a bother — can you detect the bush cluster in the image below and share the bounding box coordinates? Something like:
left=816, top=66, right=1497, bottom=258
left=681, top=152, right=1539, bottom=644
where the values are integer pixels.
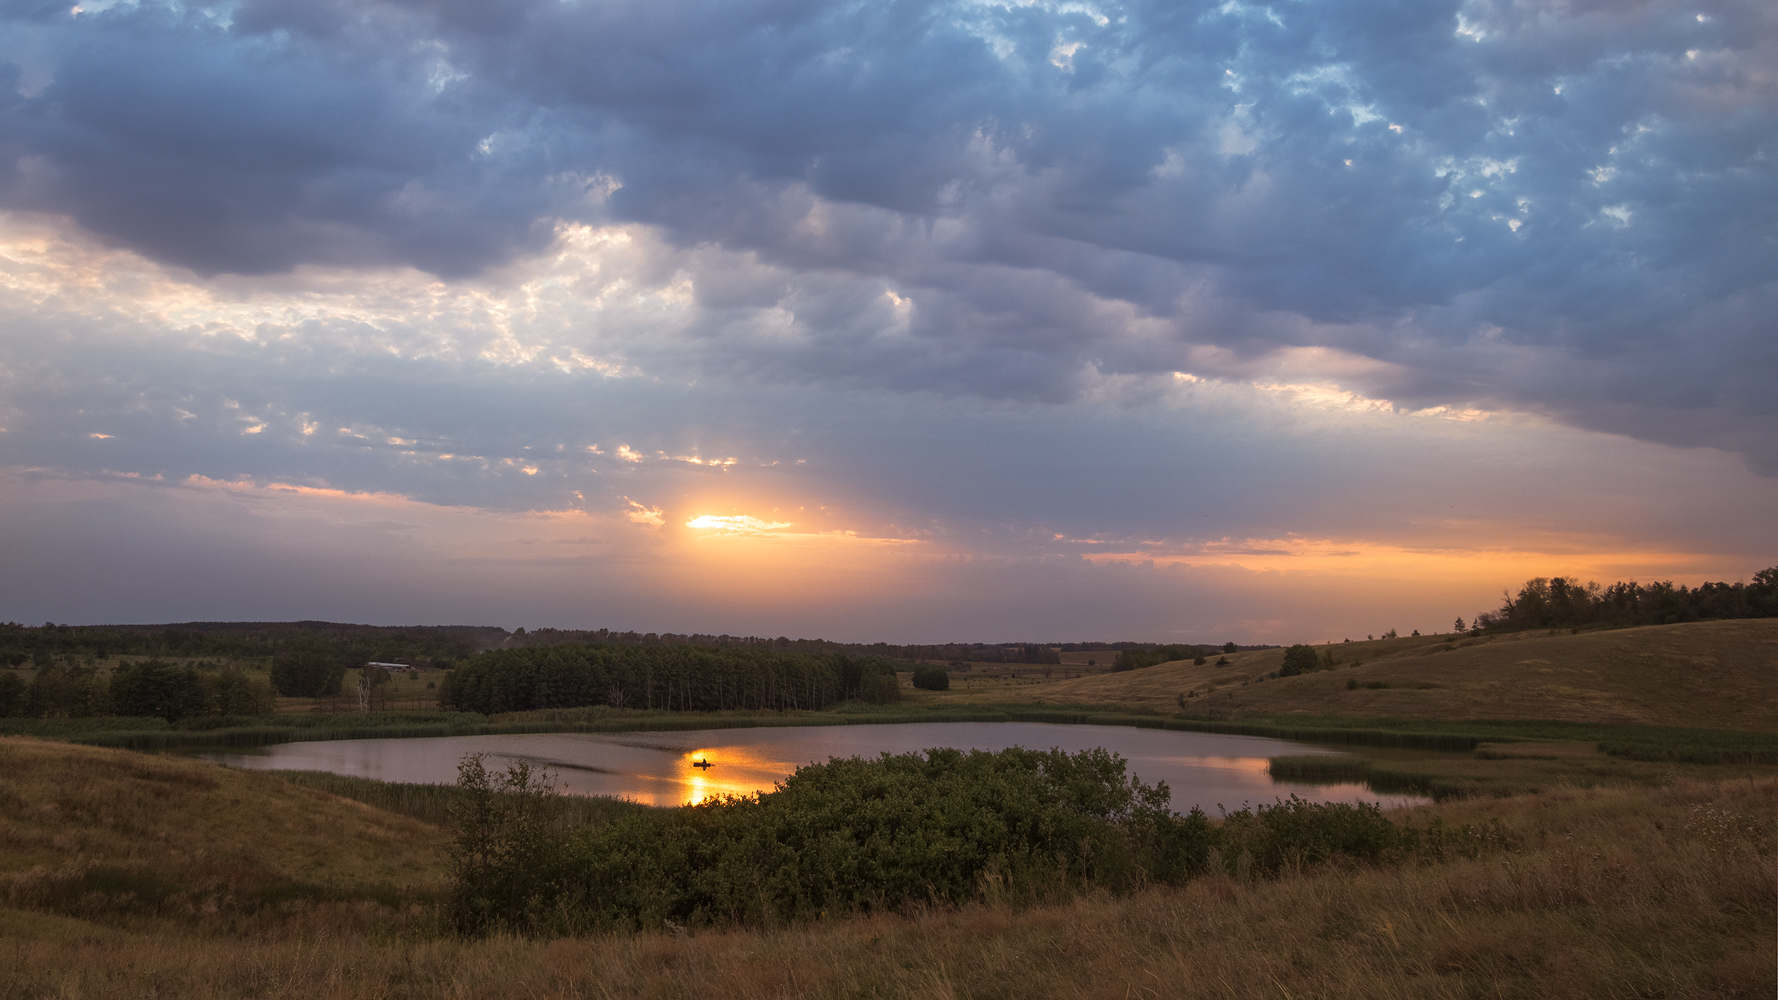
left=269, top=651, right=348, bottom=697
left=1113, top=645, right=1201, bottom=671
left=450, top=747, right=1452, bottom=937
left=911, top=665, right=950, bottom=690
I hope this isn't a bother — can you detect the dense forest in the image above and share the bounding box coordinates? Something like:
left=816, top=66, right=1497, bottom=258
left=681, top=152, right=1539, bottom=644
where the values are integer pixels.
left=439, top=645, right=906, bottom=715
left=0, top=658, right=274, bottom=721
left=507, top=628, right=1065, bottom=665
left=0, top=621, right=504, bottom=668
left=1471, top=567, right=1778, bottom=633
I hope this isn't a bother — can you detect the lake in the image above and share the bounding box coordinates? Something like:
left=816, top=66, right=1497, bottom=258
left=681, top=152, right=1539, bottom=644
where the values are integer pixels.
left=208, top=722, right=1429, bottom=811
left=202, top=722, right=1426, bottom=811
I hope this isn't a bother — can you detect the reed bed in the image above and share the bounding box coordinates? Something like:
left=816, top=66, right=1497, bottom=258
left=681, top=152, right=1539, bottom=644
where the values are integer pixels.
left=277, top=770, right=646, bottom=830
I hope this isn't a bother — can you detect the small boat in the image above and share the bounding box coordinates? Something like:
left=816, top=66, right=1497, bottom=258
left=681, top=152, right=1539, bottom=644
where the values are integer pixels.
left=692, top=758, right=713, bottom=769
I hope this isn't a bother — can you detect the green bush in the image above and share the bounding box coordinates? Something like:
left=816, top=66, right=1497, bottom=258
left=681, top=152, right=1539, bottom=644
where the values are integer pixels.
left=858, top=671, right=901, bottom=704
left=110, top=659, right=207, bottom=722
left=445, top=749, right=1461, bottom=938
left=269, top=651, right=346, bottom=697
left=545, top=747, right=1209, bottom=932
left=911, top=665, right=950, bottom=691
left=1278, top=644, right=1318, bottom=677
left=1217, top=796, right=1414, bottom=876
left=0, top=671, right=24, bottom=716
left=448, top=753, right=571, bottom=936
left=1114, top=645, right=1201, bottom=671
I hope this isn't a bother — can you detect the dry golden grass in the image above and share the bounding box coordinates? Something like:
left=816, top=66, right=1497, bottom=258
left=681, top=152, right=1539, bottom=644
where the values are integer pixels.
left=0, top=737, right=449, bottom=936
left=923, top=620, right=1778, bottom=732
left=1, top=753, right=1769, bottom=1000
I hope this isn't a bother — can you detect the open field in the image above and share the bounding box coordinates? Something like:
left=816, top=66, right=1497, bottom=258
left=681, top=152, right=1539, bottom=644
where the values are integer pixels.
left=1, top=737, right=1770, bottom=999
left=908, top=620, right=1778, bottom=733
left=0, top=737, right=449, bottom=940
left=5, top=619, right=1773, bottom=801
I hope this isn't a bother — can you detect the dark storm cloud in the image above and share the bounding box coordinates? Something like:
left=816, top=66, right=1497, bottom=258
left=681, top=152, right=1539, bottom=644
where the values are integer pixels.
left=1, top=0, right=1773, bottom=467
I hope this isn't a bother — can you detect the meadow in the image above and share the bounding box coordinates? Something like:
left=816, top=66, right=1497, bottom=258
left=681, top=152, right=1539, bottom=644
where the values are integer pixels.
left=1, top=618, right=1774, bottom=997
left=0, top=737, right=1770, bottom=998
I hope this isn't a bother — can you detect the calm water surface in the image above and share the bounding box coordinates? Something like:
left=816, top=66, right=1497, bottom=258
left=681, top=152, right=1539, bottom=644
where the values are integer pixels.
left=204, top=723, right=1427, bottom=811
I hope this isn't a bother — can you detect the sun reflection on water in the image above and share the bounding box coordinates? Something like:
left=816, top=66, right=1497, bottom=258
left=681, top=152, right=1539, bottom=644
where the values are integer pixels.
left=675, top=747, right=782, bottom=805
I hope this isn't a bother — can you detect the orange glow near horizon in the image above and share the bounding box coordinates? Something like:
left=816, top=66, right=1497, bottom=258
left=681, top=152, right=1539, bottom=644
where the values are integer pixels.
left=1076, top=535, right=1749, bottom=588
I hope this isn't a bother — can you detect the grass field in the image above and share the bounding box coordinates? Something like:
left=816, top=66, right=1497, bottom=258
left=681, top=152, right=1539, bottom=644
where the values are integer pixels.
left=4, top=618, right=1775, bottom=997
left=0, top=736, right=1770, bottom=999
left=910, top=619, right=1778, bottom=733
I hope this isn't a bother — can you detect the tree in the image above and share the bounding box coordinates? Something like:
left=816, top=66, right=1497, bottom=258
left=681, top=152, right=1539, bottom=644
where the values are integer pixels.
left=859, top=672, right=901, bottom=704
left=912, top=665, right=950, bottom=691
left=270, top=651, right=346, bottom=697
left=1222, top=642, right=1238, bottom=654
left=206, top=666, right=275, bottom=715
left=110, top=659, right=207, bottom=722
left=449, top=754, right=566, bottom=936
left=1454, top=617, right=1466, bottom=632
left=0, top=671, right=23, bottom=716
left=1278, top=644, right=1318, bottom=677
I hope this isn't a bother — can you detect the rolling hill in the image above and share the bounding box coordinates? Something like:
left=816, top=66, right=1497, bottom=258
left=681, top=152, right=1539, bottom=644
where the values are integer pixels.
left=942, top=620, right=1778, bottom=733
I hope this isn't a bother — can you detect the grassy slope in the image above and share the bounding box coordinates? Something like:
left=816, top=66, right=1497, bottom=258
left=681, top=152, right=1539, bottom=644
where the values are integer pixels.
left=0, top=737, right=450, bottom=936
left=0, top=736, right=1770, bottom=999
left=919, top=620, right=1778, bottom=732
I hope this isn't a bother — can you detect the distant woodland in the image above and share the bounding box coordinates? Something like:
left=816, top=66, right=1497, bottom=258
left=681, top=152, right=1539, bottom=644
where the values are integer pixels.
left=439, top=646, right=905, bottom=715
left=507, top=628, right=1067, bottom=665
left=1472, top=567, right=1778, bottom=633
left=2, top=565, right=1772, bottom=721
left=0, top=620, right=504, bottom=668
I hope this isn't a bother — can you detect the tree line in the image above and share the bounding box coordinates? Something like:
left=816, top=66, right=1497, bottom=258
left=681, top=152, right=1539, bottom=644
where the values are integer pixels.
left=506, top=628, right=1063, bottom=664
left=0, top=660, right=274, bottom=721
left=438, top=645, right=907, bottom=715
left=1470, top=567, right=1778, bottom=634
left=0, top=620, right=503, bottom=670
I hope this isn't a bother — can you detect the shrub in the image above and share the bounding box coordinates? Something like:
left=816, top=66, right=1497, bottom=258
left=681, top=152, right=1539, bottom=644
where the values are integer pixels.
left=269, top=652, right=346, bottom=697
left=911, top=665, right=950, bottom=691
left=449, top=754, right=570, bottom=936
left=1217, top=796, right=1414, bottom=876
left=205, top=666, right=275, bottom=715
left=1278, top=644, right=1318, bottom=677
left=0, top=671, right=23, bottom=716
left=552, top=747, right=1211, bottom=931
left=1114, top=645, right=1201, bottom=671
left=859, top=671, right=901, bottom=704
left=109, top=660, right=206, bottom=722
left=445, top=748, right=1440, bottom=938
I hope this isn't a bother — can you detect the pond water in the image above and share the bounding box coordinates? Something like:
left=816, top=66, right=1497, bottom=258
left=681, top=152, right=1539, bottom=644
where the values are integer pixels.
left=202, top=722, right=1427, bottom=812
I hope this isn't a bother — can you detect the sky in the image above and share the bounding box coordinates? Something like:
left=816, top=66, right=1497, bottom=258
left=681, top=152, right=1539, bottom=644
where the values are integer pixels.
left=1, top=0, right=1773, bottom=644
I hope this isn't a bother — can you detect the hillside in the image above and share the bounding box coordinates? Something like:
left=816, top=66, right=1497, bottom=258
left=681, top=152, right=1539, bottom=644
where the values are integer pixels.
left=927, top=620, right=1778, bottom=733
left=0, top=737, right=449, bottom=937
left=0, top=738, right=1770, bottom=998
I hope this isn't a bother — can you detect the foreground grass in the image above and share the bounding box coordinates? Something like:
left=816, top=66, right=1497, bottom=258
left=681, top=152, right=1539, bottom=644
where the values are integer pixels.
left=1, top=743, right=1770, bottom=999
